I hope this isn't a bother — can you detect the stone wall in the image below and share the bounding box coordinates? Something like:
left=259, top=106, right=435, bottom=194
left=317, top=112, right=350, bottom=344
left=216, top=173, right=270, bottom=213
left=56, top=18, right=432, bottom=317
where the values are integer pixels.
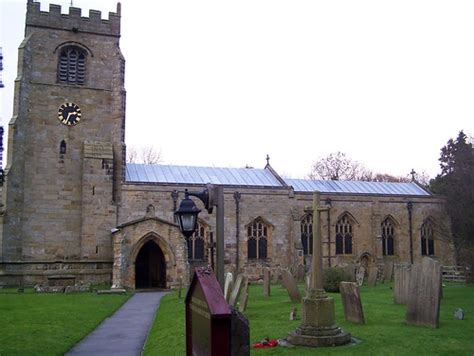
left=118, top=184, right=454, bottom=282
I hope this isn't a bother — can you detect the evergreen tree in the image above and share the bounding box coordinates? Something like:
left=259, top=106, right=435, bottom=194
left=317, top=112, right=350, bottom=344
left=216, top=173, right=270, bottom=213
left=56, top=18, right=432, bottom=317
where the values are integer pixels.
left=430, top=131, right=474, bottom=266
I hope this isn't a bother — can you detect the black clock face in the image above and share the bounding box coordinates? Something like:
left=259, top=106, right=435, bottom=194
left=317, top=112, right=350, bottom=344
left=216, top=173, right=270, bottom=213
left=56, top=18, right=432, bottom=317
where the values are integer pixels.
left=58, top=103, right=82, bottom=126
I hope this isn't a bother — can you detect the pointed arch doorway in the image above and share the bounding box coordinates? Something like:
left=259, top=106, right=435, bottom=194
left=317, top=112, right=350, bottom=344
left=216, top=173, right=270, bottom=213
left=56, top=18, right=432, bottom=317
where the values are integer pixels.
left=135, top=240, right=166, bottom=289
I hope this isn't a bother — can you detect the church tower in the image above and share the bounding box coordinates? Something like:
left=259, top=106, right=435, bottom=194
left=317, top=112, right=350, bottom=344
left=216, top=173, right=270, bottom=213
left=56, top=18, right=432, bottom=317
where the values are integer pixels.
left=0, top=1, right=125, bottom=285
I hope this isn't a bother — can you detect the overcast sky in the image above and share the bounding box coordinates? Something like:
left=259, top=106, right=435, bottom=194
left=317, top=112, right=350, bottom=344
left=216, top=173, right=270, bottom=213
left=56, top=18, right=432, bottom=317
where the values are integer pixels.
left=1, top=0, right=473, bottom=179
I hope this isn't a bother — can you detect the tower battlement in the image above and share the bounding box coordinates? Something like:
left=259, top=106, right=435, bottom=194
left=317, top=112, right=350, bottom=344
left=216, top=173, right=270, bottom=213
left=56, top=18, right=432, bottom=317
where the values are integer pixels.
left=26, top=0, right=121, bottom=37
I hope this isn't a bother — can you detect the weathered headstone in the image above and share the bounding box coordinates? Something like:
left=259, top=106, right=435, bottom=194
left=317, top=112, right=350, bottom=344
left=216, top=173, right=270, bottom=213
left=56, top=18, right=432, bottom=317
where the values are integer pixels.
left=231, top=308, right=250, bottom=356
left=305, top=273, right=311, bottom=292
left=340, top=282, right=365, bottom=324
left=178, top=278, right=183, bottom=299
left=238, top=280, right=249, bottom=312
left=65, top=285, right=90, bottom=293
left=454, top=308, right=464, bottom=320
left=367, top=266, right=378, bottom=287
left=263, top=268, right=271, bottom=297
left=272, top=267, right=282, bottom=284
left=229, top=274, right=245, bottom=307
left=296, top=264, right=305, bottom=282
left=356, top=266, right=365, bottom=286
left=281, top=269, right=301, bottom=303
left=406, top=257, right=442, bottom=328
left=342, top=263, right=356, bottom=282
left=34, top=285, right=65, bottom=293
left=394, top=263, right=411, bottom=305
left=224, top=272, right=234, bottom=302
left=289, top=307, right=297, bottom=321
left=383, top=261, right=394, bottom=282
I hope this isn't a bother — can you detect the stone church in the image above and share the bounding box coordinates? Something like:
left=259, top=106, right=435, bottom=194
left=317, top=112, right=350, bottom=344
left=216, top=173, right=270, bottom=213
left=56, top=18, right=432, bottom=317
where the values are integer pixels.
left=0, top=1, right=455, bottom=289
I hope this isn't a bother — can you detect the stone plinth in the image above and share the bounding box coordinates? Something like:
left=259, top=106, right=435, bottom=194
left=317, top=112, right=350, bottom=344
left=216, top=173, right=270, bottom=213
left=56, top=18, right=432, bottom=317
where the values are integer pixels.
left=287, top=290, right=351, bottom=347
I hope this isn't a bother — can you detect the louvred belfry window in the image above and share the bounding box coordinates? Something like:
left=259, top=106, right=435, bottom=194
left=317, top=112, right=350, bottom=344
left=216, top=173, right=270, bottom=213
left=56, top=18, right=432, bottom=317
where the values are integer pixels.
left=58, top=47, right=86, bottom=85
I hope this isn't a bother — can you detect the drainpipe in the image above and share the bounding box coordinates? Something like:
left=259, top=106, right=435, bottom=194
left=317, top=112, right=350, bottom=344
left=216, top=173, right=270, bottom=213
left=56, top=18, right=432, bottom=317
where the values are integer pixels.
left=325, top=198, right=332, bottom=267
left=171, top=190, right=179, bottom=223
left=407, top=202, right=413, bottom=264
left=233, top=192, right=241, bottom=273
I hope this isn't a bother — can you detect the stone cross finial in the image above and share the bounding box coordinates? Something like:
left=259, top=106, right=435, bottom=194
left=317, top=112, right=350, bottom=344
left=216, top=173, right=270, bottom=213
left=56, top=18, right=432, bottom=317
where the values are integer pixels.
left=266, top=154, right=270, bottom=165
left=410, top=169, right=416, bottom=182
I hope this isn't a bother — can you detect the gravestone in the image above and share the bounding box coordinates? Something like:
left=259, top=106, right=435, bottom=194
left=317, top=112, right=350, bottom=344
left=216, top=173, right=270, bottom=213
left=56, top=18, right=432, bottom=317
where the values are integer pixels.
left=367, top=267, right=378, bottom=287
left=454, top=308, right=464, bottom=320
left=394, top=263, right=411, bottom=305
left=224, top=272, right=234, bottom=302
left=230, top=308, right=250, bottom=356
left=342, top=263, right=356, bottom=282
left=305, top=273, right=311, bottom=292
left=65, top=285, right=90, bottom=293
left=263, top=267, right=271, bottom=297
left=281, top=269, right=301, bottom=303
left=185, top=266, right=232, bottom=355
left=383, top=261, right=394, bottom=282
left=296, top=264, right=305, bottom=282
left=289, top=307, right=297, bottom=321
left=356, top=266, right=365, bottom=286
left=238, top=280, right=249, bottom=313
left=406, top=257, right=442, bottom=328
left=178, top=278, right=183, bottom=299
left=340, top=282, right=365, bottom=324
left=229, top=274, right=245, bottom=307
left=272, top=267, right=282, bottom=284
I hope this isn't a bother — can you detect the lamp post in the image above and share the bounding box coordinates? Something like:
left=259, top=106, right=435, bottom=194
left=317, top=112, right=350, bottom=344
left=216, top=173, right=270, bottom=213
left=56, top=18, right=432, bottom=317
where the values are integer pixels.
left=174, top=184, right=225, bottom=290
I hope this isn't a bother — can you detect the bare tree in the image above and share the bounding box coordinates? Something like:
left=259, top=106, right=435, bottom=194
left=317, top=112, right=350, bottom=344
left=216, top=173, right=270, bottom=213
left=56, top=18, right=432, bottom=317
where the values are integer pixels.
left=309, top=151, right=426, bottom=183
left=126, top=145, right=162, bottom=164
left=308, top=152, right=369, bottom=180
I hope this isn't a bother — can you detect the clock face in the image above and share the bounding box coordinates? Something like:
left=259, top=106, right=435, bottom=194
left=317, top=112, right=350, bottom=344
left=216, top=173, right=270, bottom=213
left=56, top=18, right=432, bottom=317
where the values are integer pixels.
left=58, top=103, right=82, bottom=126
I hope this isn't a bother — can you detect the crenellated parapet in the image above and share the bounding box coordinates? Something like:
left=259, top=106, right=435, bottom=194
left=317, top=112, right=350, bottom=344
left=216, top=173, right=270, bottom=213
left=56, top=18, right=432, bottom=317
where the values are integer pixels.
left=26, top=0, right=121, bottom=37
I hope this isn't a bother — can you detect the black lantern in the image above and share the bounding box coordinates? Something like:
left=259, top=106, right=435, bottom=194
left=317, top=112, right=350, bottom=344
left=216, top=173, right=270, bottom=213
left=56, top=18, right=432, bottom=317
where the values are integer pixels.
left=174, top=190, right=201, bottom=238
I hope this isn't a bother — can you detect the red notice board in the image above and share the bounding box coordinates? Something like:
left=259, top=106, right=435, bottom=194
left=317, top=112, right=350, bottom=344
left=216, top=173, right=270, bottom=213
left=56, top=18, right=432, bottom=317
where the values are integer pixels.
left=185, top=266, right=231, bottom=356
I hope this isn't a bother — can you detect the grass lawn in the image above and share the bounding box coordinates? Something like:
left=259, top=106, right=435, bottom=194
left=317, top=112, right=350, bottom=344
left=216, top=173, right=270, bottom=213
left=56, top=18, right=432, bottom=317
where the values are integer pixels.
left=144, top=282, right=474, bottom=355
left=0, top=289, right=130, bottom=355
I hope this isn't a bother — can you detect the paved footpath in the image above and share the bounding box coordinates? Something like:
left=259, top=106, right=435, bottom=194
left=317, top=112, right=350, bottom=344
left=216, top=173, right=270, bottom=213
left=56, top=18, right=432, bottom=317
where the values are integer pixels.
left=67, top=291, right=168, bottom=356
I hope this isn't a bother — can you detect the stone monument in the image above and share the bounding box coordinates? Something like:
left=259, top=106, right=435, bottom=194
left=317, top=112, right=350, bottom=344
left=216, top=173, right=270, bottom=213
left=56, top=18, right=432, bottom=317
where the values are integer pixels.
left=406, top=257, right=442, bottom=328
left=340, top=282, right=365, bottom=324
left=287, top=192, right=351, bottom=347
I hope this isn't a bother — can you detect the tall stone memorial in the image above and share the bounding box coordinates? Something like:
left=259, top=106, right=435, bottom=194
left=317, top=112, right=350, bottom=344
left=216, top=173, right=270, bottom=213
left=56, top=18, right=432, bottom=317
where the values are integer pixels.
left=287, top=192, right=351, bottom=347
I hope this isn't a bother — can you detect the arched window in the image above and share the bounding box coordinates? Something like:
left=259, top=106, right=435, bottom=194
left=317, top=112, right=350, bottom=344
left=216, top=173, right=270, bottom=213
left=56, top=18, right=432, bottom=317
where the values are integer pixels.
left=300, top=214, right=313, bottom=256
left=187, top=221, right=207, bottom=261
left=58, top=46, right=87, bottom=85
left=381, top=218, right=395, bottom=256
left=247, top=218, right=269, bottom=260
left=421, top=219, right=435, bottom=256
left=335, top=214, right=353, bottom=255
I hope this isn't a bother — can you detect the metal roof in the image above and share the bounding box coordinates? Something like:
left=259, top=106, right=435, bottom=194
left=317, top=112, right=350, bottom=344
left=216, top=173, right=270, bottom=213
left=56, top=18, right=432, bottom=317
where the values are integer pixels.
left=125, top=163, right=283, bottom=187
left=125, top=163, right=431, bottom=196
left=284, top=178, right=430, bottom=196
